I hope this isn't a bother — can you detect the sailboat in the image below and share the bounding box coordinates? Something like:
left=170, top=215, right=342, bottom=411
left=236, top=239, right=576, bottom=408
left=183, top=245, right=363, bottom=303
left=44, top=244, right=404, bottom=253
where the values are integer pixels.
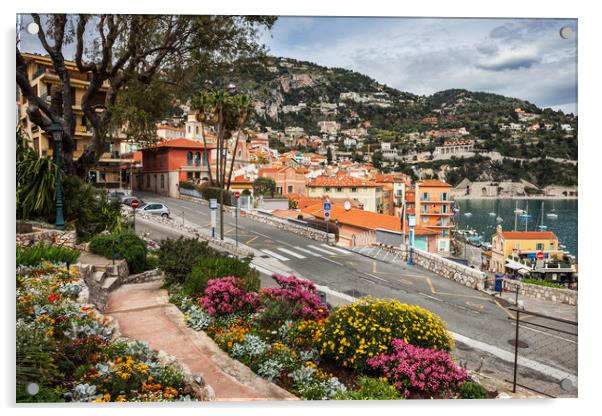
left=496, top=203, right=503, bottom=223
left=520, top=202, right=531, bottom=219
left=536, top=201, right=548, bottom=231
left=513, top=200, right=524, bottom=214
left=547, top=200, right=559, bottom=219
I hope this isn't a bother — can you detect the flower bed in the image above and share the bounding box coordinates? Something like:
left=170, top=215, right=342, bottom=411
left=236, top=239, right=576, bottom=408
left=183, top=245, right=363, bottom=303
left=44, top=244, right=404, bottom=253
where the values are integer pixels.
left=169, top=273, right=488, bottom=400
left=16, top=262, right=194, bottom=403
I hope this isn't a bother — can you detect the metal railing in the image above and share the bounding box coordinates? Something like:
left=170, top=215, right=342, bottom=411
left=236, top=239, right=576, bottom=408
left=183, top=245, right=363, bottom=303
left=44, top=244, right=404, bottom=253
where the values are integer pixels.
left=508, top=307, right=578, bottom=397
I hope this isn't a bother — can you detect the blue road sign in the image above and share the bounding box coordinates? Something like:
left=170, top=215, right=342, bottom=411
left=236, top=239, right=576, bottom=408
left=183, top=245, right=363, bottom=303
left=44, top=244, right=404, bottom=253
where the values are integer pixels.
left=324, top=211, right=331, bottom=221
left=323, top=202, right=331, bottom=211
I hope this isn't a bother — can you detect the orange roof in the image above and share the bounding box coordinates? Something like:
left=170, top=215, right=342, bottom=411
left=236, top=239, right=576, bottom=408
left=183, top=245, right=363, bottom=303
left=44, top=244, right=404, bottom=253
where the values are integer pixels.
left=295, top=167, right=310, bottom=174
left=308, top=176, right=378, bottom=188
left=501, top=231, right=558, bottom=240
left=417, top=179, right=450, bottom=187
left=301, top=203, right=401, bottom=232
left=231, top=175, right=253, bottom=184
left=149, top=138, right=212, bottom=149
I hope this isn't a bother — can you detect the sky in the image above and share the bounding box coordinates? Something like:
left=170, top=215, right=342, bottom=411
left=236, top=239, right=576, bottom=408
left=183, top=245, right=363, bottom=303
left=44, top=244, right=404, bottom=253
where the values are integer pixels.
left=18, top=15, right=578, bottom=115
left=261, top=17, right=578, bottom=114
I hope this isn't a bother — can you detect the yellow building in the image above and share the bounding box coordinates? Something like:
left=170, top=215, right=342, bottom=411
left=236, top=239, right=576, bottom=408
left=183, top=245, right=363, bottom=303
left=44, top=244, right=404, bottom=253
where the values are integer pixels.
left=306, top=176, right=382, bottom=213
left=17, top=53, right=132, bottom=188
left=414, top=179, right=453, bottom=253
left=490, top=225, right=560, bottom=274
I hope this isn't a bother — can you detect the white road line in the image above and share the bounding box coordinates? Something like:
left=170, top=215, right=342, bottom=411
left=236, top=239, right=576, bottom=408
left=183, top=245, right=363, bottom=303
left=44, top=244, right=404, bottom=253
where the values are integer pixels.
left=359, top=276, right=377, bottom=284
left=363, top=273, right=387, bottom=282
left=251, top=230, right=273, bottom=239
left=277, top=247, right=306, bottom=259
left=321, top=244, right=350, bottom=254
left=308, top=244, right=337, bottom=255
left=320, top=257, right=344, bottom=266
left=520, top=324, right=577, bottom=344
left=260, top=249, right=290, bottom=262
left=419, top=292, right=444, bottom=302
left=293, top=246, right=322, bottom=257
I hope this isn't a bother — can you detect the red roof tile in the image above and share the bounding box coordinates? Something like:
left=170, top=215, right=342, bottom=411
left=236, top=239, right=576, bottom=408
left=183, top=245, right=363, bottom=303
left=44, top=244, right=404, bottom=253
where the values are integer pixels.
left=417, top=179, right=451, bottom=187
left=501, top=231, right=558, bottom=240
left=149, top=138, right=212, bottom=149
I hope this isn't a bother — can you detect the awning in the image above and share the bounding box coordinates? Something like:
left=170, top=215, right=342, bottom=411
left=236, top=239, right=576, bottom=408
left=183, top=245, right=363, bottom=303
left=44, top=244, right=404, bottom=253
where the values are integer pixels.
left=505, top=259, right=531, bottom=271
left=518, top=269, right=530, bottom=275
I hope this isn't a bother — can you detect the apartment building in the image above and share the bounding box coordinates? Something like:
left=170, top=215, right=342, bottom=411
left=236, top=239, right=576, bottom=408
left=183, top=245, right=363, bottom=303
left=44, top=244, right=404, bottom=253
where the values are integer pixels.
left=414, top=179, right=453, bottom=253
left=306, top=176, right=382, bottom=213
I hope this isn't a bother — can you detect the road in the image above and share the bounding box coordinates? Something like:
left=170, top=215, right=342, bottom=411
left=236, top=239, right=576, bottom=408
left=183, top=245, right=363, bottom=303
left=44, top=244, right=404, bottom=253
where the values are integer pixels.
left=132, top=191, right=577, bottom=395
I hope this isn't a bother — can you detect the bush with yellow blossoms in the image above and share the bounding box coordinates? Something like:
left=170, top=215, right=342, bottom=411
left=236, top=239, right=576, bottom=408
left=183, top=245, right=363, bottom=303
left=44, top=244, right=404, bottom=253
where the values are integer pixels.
left=319, top=297, right=454, bottom=371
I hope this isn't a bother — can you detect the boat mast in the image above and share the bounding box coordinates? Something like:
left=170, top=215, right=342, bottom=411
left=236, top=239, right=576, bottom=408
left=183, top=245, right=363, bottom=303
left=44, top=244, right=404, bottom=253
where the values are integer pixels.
left=514, top=200, right=518, bottom=231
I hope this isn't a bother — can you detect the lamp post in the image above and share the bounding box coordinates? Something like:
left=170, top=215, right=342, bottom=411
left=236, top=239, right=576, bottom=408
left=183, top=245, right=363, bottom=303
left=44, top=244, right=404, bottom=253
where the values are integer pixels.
left=49, top=122, right=65, bottom=230
left=407, top=214, right=416, bottom=266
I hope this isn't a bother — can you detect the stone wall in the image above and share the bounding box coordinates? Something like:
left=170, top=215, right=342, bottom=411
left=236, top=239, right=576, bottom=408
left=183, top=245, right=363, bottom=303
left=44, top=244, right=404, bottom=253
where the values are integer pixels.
left=120, top=269, right=165, bottom=285
left=242, top=211, right=336, bottom=245
left=504, top=278, right=577, bottom=306
left=413, top=248, right=487, bottom=290
left=16, top=228, right=78, bottom=248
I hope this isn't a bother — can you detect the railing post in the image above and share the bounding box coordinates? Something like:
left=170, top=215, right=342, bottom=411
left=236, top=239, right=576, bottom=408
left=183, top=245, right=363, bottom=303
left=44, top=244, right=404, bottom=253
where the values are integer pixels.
left=513, top=309, right=520, bottom=393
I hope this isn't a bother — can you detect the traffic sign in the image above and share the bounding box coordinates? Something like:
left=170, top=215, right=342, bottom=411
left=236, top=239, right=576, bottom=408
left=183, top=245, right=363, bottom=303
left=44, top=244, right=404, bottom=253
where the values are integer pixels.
left=536, top=251, right=545, bottom=260
left=323, top=202, right=331, bottom=211
left=324, top=211, right=330, bottom=221
left=234, top=191, right=241, bottom=199
left=131, top=200, right=140, bottom=209
left=209, top=198, right=217, bottom=210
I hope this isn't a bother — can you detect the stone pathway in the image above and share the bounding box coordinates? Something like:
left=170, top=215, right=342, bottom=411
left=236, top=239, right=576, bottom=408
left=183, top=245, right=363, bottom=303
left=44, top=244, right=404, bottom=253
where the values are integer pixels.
left=106, top=280, right=296, bottom=401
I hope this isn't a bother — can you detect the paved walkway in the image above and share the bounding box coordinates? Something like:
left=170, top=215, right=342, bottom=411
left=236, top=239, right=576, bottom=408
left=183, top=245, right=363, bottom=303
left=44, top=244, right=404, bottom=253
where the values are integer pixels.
left=106, top=280, right=296, bottom=401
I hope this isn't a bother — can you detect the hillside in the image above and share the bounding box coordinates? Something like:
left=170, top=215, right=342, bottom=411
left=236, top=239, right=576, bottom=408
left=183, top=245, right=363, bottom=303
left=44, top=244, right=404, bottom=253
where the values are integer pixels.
left=229, top=56, right=578, bottom=187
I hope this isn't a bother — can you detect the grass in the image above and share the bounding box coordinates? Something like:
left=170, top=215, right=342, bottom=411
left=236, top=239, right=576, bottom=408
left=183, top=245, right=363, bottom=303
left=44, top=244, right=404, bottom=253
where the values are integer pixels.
left=16, top=243, right=80, bottom=267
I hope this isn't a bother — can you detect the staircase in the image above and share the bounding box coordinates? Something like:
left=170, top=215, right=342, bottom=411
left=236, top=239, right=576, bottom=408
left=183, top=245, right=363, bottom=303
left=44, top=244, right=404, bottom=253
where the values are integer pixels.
left=76, top=253, right=129, bottom=311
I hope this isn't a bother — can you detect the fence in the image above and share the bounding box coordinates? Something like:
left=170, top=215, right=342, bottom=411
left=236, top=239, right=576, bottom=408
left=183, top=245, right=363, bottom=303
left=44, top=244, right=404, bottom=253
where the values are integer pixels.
left=508, top=307, right=578, bottom=397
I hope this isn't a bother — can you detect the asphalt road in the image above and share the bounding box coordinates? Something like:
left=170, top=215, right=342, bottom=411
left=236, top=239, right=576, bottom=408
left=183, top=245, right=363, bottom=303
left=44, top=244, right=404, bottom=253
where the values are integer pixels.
left=132, top=191, right=577, bottom=394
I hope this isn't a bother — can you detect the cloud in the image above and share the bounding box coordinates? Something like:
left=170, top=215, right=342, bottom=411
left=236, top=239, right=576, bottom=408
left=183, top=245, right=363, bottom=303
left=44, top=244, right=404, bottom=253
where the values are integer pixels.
left=475, top=50, right=540, bottom=71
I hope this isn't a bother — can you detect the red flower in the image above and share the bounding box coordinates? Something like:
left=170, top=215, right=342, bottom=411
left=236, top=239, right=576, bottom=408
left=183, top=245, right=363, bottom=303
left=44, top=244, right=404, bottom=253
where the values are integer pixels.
left=48, top=294, right=58, bottom=302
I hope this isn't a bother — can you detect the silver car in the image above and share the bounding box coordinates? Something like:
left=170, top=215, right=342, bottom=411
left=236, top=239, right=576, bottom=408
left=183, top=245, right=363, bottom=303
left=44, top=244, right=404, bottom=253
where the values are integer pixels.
left=136, top=202, right=170, bottom=218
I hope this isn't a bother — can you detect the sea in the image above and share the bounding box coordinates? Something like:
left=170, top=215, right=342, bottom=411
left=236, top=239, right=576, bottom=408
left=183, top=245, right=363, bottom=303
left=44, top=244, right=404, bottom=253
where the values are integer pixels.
left=453, top=199, right=578, bottom=259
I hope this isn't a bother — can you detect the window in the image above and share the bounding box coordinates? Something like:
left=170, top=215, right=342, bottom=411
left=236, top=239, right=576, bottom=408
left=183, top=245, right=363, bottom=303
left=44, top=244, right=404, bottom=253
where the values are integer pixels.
left=441, top=204, right=449, bottom=213
left=441, top=192, right=449, bottom=201
left=421, top=192, right=430, bottom=201
left=196, top=126, right=199, bottom=135
left=160, top=174, right=165, bottom=189
left=146, top=175, right=150, bottom=187
left=187, top=126, right=191, bottom=134
left=288, top=185, right=293, bottom=193
left=550, top=242, right=555, bottom=250
left=100, top=172, right=106, bottom=181
left=195, top=152, right=201, bottom=166
left=187, top=172, right=193, bottom=180
left=187, top=151, right=193, bottom=166
left=336, top=187, right=343, bottom=192
left=351, top=187, right=357, bottom=192
left=536, top=243, right=544, bottom=251
left=421, top=217, right=428, bottom=223
left=325, top=187, right=331, bottom=192
left=421, top=205, right=429, bottom=214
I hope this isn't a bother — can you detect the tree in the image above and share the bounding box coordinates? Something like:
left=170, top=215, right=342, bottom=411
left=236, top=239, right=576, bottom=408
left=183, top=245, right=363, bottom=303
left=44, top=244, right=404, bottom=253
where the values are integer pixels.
left=16, top=14, right=276, bottom=176
left=253, top=177, right=276, bottom=197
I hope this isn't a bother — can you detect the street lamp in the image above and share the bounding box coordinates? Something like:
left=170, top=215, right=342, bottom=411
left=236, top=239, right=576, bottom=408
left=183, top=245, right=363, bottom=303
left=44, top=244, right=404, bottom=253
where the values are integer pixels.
left=49, top=122, right=65, bottom=230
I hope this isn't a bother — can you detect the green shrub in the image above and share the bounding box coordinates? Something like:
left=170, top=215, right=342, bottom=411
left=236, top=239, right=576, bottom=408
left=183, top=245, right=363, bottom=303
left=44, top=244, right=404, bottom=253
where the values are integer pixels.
left=199, top=186, right=234, bottom=206
left=334, top=376, right=403, bottom=400
left=89, top=232, right=148, bottom=273
left=319, top=298, right=453, bottom=370
left=459, top=381, right=489, bottom=399
left=183, top=255, right=259, bottom=296
left=157, top=365, right=186, bottom=390
left=255, top=297, right=296, bottom=331
left=522, top=278, right=565, bottom=289
left=157, top=237, right=217, bottom=284
left=179, top=181, right=196, bottom=190
left=16, top=243, right=80, bottom=267
left=62, top=176, right=123, bottom=241
left=146, top=252, right=159, bottom=270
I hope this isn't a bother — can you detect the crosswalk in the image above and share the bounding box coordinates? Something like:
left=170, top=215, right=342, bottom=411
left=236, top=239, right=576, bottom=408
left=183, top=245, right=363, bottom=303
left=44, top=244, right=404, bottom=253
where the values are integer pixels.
left=260, top=244, right=351, bottom=262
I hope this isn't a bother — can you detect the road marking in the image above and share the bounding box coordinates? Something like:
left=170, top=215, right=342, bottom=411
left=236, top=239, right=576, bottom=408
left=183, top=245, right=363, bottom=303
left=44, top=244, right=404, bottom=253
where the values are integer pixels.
left=359, top=276, right=377, bottom=284
left=260, top=249, right=289, bottom=262
left=308, top=245, right=338, bottom=255
left=419, top=292, right=444, bottom=302
left=321, top=244, right=350, bottom=254
left=294, top=246, right=322, bottom=257
left=426, top=277, right=492, bottom=301
left=320, top=256, right=344, bottom=266
left=519, top=324, right=577, bottom=344
left=277, top=247, right=306, bottom=259
left=465, top=301, right=485, bottom=310
left=363, top=272, right=387, bottom=282
left=251, top=230, right=273, bottom=239
left=245, top=236, right=258, bottom=245
left=400, top=279, right=414, bottom=285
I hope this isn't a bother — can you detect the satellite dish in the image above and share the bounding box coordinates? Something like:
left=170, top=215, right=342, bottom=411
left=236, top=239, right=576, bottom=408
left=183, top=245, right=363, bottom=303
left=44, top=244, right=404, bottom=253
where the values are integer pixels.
left=344, top=201, right=351, bottom=211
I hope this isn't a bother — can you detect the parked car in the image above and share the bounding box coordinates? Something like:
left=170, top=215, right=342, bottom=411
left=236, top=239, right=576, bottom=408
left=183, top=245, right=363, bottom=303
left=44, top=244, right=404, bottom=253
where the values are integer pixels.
left=108, top=190, right=130, bottom=203
left=121, top=196, right=144, bottom=207
left=136, top=202, right=170, bottom=218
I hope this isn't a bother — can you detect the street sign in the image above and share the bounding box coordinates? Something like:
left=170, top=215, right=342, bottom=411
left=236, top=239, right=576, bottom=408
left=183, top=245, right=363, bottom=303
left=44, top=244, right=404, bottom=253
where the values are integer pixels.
left=324, top=211, right=330, bottom=221
left=209, top=198, right=217, bottom=210
left=234, top=191, right=241, bottom=199
left=323, top=202, right=331, bottom=211
left=536, top=251, right=545, bottom=260
left=408, top=215, right=416, bottom=227
left=130, top=200, right=140, bottom=209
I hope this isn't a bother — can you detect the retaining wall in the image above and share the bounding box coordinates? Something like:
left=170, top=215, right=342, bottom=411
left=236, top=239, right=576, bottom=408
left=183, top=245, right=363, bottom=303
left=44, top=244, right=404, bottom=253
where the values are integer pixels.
left=412, top=248, right=487, bottom=290
left=503, top=278, right=577, bottom=306
left=16, top=228, right=77, bottom=248
left=242, top=211, right=336, bottom=245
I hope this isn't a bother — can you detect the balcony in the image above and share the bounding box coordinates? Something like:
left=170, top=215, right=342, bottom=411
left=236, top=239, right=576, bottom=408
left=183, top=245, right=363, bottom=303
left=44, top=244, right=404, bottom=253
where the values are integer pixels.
left=32, top=65, right=48, bottom=80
